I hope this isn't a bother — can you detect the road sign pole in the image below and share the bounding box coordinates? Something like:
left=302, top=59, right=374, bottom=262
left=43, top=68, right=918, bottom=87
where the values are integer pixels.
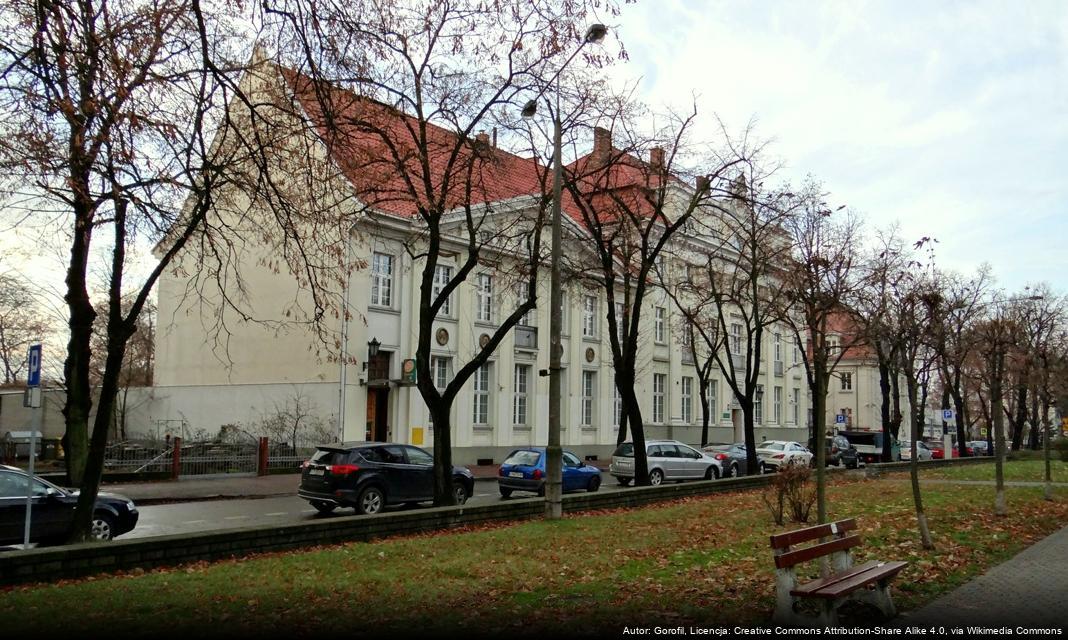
left=23, top=344, right=42, bottom=548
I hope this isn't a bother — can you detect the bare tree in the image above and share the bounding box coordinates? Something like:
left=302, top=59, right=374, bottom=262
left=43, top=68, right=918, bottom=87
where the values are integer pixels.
left=780, top=180, right=864, bottom=524
left=559, top=103, right=746, bottom=486
left=269, top=0, right=624, bottom=504
left=0, top=272, right=51, bottom=385
left=0, top=0, right=353, bottom=540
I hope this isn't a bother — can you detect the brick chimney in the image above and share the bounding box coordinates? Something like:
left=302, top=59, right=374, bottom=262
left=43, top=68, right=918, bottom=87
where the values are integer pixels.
left=695, top=175, right=710, bottom=193
left=593, top=126, right=612, bottom=165
left=475, top=130, right=490, bottom=146
left=649, top=147, right=665, bottom=170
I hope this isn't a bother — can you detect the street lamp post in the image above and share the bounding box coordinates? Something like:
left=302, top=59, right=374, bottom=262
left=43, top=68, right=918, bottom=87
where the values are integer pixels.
left=522, top=23, right=606, bottom=519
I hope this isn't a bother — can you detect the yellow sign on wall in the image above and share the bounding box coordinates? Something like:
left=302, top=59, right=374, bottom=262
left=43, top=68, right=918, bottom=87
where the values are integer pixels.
left=411, top=426, right=424, bottom=446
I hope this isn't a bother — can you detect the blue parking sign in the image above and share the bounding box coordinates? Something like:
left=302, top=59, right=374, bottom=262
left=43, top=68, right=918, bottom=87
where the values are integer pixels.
left=942, top=409, right=954, bottom=422
left=27, top=344, right=41, bottom=387
left=835, top=414, right=846, bottom=424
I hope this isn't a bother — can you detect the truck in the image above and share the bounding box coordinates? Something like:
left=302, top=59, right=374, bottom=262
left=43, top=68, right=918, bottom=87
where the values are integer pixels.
left=838, top=430, right=901, bottom=464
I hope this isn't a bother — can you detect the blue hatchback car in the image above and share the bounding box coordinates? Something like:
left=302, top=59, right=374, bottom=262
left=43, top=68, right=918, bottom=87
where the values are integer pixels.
left=497, top=447, right=602, bottom=497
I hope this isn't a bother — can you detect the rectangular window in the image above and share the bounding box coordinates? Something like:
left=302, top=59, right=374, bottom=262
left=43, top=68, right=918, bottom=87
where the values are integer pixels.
left=655, top=307, right=666, bottom=343
left=518, top=281, right=535, bottom=326
left=432, top=265, right=453, bottom=317
left=681, top=377, right=693, bottom=424
left=681, top=322, right=692, bottom=347
left=653, top=373, right=666, bottom=423
left=432, top=356, right=450, bottom=391
left=709, top=380, right=717, bottom=422
left=794, top=341, right=800, bottom=365
left=792, top=388, right=800, bottom=424
left=614, top=302, right=625, bottom=343
left=582, top=295, right=598, bottom=338
left=774, top=333, right=782, bottom=362
left=774, top=386, right=782, bottom=425
left=841, top=372, right=852, bottom=391
left=730, top=323, right=742, bottom=355
left=581, top=370, right=596, bottom=426
left=473, top=364, right=491, bottom=425
left=513, top=364, right=529, bottom=426
left=614, top=386, right=622, bottom=429
left=370, top=252, right=393, bottom=307
left=476, top=273, right=493, bottom=323
left=755, top=386, right=763, bottom=424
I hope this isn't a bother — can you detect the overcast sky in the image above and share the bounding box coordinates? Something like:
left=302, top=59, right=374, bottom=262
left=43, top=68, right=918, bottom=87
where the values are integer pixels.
left=605, top=0, right=1067, bottom=293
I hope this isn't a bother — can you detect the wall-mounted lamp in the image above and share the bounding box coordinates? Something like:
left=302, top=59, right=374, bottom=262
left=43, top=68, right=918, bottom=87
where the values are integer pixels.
left=368, top=337, right=381, bottom=358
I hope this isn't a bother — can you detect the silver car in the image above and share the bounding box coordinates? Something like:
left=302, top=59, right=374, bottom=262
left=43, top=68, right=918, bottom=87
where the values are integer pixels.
left=610, top=439, right=723, bottom=486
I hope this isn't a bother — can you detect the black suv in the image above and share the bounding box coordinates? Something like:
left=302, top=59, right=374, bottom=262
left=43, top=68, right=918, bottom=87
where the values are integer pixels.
left=298, top=442, right=475, bottom=515
left=807, top=435, right=860, bottom=469
left=0, top=465, right=139, bottom=546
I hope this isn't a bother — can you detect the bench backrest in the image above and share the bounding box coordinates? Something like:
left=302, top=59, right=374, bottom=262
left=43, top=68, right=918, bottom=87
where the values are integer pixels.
left=769, top=518, right=859, bottom=569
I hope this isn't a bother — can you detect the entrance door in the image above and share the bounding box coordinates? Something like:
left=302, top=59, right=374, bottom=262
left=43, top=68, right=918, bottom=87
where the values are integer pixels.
left=366, top=387, right=389, bottom=442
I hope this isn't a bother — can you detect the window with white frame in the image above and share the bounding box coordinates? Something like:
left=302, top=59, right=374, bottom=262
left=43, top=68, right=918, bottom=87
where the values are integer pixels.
left=792, top=388, right=800, bottom=424
left=774, top=386, right=782, bottom=425
left=581, top=370, right=596, bottom=426
left=432, top=356, right=451, bottom=392
left=774, top=333, right=782, bottom=362
left=709, top=380, right=717, bottom=422
left=681, top=322, right=692, bottom=348
left=681, top=377, right=693, bottom=424
left=755, top=386, right=763, bottom=424
left=432, top=265, right=453, bottom=316
left=582, top=295, right=598, bottom=338
left=614, top=302, right=625, bottom=343
left=794, top=341, right=800, bottom=365
left=614, top=386, right=622, bottom=429
left=730, top=323, right=742, bottom=355
left=655, top=307, right=666, bottom=343
left=840, top=372, right=852, bottom=391
left=517, top=281, right=535, bottom=326
left=472, top=364, right=491, bottom=425
left=370, top=252, right=393, bottom=307
left=476, top=273, right=494, bottom=323
left=653, top=373, right=666, bottom=423
left=513, top=364, right=529, bottom=427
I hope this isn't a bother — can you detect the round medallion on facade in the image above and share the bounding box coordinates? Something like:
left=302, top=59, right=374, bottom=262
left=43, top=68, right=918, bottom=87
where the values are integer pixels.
left=479, top=333, right=491, bottom=348
left=585, top=347, right=595, bottom=363
left=435, top=327, right=449, bottom=346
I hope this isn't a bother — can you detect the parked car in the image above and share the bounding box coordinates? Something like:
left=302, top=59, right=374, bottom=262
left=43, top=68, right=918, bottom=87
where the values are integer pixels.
left=497, top=447, right=601, bottom=497
left=968, top=440, right=991, bottom=456
left=755, top=441, right=813, bottom=473
left=0, top=464, right=138, bottom=546
left=807, top=435, right=860, bottom=469
left=610, top=440, right=723, bottom=486
left=701, top=443, right=749, bottom=477
left=900, top=440, right=934, bottom=461
left=298, top=442, right=474, bottom=515
left=839, top=430, right=901, bottom=464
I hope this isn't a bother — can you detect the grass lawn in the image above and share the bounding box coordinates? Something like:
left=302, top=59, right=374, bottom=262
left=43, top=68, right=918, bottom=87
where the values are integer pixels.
left=1, top=462, right=1065, bottom=636
left=924, top=459, right=1068, bottom=484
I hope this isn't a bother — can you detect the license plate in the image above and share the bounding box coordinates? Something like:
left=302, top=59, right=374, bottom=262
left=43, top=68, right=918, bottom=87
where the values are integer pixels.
left=309, top=469, right=324, bottom=476
left=509, top=472, right=524, bottom=478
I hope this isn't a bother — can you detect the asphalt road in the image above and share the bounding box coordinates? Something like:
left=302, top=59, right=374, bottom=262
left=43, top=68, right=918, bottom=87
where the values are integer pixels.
left=122, top=476, right=633, bottom=540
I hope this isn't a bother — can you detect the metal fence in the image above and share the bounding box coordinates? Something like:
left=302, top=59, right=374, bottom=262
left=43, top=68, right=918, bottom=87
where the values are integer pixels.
left=103, top=437, right=314, bottom=477
left=103, top=442, right=173, bottom=473
left=266, top=443, right=316, bottom=473
left=178, top=441, right=259, bottom=476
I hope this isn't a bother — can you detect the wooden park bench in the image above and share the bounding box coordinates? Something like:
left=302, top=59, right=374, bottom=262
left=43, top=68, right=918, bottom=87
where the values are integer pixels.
left=769, top=518, right=907, bottom=626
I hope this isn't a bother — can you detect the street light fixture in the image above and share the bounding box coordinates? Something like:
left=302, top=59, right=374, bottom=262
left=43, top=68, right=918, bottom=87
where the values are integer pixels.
left=367, top=337, right=381, bottom=359
left=521, top=23, right=607, bottom=520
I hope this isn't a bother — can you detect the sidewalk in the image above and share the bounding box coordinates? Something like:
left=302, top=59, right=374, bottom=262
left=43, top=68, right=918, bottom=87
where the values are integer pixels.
left=103, top=460, right=612, bottom=504
left=896, top=524, right=1068, bottom=628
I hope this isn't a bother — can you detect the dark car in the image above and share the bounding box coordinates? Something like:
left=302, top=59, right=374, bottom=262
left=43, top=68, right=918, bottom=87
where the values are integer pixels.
left=496, top=447, right=601, bottom=497
left=701, top=443, right=749, bottom=477
left=0, top=465, right=138, bottom=546
left=298, top=442, right=474, bottom=515
left=826, top=435, right=860, bottom=468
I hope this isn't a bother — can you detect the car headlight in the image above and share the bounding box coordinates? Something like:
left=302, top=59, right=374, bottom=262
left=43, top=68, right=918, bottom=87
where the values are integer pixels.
left=126, top=499, right=137, bottom=513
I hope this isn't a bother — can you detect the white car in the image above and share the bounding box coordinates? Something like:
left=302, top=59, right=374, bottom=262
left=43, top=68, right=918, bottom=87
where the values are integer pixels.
left=610, top=439, right=724, bottom=486
left=756, top=441, right=814, bottom=473
left=900, top=441, right=934, bottom=461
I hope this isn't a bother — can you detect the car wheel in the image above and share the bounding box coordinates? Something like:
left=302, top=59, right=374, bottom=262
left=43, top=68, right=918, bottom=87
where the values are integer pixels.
left=499, top=487, right=513, bottom=498
left=617, top=478, right=632, bottom=487
left=310, top=500, right=336, bottom=514
left=728, top=463, right=738, bottom=478
left=90, top=511, right=116, bottom=541
left=356, top=485, right=385, bottom=515
left=649, top=469, right=664, bottom=486
left=704, top=465, right=719, bottom=480
left=453, top=482, right=469, bottom=505
left=760, top=463, right=771, bottom=474
left=587, top=475, right=601, bottom=492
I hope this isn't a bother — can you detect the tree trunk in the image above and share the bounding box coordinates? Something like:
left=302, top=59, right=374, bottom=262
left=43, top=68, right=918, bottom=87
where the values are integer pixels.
left=992, top=348, right=1007, bottom=516
left=616, top=410, right=629, bottom=447
left=904, top=369, right=934, bottom=550
left=1043, top=397, right=1053, bottom=500
left=619, top=373, right=649, bottom=485
left=950, top=375, right=969, bottom=458
left=1010, top=383, right=1027, bottom=451
left=429, top=402, right=456, bottom=506
left=699, top=380, right=711, bottom=448
left=890, top=372, right=903, bottom=442
left=878, top=357, right=893, bottom=462
left=741, top=397, right=758, bottom=474
left=813, top=360, right=828, bottom=524
left=1027, top=391, right=1040, bottom=451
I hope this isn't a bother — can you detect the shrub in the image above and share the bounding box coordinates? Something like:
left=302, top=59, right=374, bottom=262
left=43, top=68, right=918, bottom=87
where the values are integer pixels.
left=762, top=464, right=817, bottom=524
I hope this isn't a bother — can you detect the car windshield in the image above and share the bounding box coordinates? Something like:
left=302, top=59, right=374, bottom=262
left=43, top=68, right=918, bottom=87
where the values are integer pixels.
left=613, top=443, right=634, bottom=457
left=503, top=450, right=541, bottom=466
left=762, top=442, right=785, bottom=451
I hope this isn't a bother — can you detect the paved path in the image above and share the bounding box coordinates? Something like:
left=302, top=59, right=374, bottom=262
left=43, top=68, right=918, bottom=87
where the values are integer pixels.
left=897, top=524, right=1068, bottom=629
